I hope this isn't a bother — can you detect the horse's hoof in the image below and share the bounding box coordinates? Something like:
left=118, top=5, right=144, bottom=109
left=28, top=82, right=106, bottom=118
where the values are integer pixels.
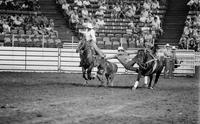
left=83, top=81, right=88, bottom=86
left=148, top=87, right=154, bottom=90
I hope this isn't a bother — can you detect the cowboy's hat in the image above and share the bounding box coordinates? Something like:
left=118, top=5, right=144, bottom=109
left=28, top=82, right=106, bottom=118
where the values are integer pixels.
left=165, top=43, right=170, bottom=47
left=118, top=46, right=124, bottom=51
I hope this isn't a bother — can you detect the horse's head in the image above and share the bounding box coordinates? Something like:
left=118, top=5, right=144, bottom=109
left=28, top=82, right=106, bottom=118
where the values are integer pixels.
left=135, top=49, right=148, bottom=63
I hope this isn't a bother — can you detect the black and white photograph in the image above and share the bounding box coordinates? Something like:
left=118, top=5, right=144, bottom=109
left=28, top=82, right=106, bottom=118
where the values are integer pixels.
left=0, top=0, right=199, bottom=123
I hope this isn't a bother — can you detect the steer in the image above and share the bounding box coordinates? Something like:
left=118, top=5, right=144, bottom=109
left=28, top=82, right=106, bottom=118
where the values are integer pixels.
left=96, top=58, right=118, bottom=87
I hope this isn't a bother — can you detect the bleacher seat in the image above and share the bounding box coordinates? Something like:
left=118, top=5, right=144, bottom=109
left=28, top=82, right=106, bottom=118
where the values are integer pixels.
left=104, top=37, right=112, bottom=49
left=97, top=40, right=105, bottom=49
left=120, top=37, right=128, bottom=50
left=112, top=40, right=120, bottom=50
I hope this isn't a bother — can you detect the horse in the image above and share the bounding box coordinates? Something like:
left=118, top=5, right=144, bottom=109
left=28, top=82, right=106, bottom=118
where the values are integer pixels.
left=78, top=40, right=99, bottom=84
left=96, top=58, right=118, bottom=87
left=132, top=49, right=165, bottom=89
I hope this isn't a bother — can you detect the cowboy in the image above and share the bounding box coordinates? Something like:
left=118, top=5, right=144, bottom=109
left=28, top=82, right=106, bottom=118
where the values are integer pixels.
left=170, top=46, right=180, bottom=78
left=106, top=46, right=138, bottom=72
left=163, top=43, right=173, bottom=78
left=76, top=23, right=105, bottom=58
left=106, top=46, right=150, bottom=89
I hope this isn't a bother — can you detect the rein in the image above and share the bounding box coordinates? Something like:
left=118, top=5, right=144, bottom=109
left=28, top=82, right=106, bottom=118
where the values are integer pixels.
left=145, top=51, right=157, bottom=64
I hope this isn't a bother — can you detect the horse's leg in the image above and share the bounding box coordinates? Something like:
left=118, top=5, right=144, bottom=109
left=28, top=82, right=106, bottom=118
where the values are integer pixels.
left=152, top=70, right=162, bottom=89
left=144, top=76, right=149, bottom=88
left=82, top=67, right=88, bottom=85
left=109, top=74, right=115, bottom=87
left=96, top=74, right=104, bottom=86
left=132, top=72, right=142, bottom=90
left=148, top=75, right=153, bottom=89
left=87, top=65, right=94, bottom=80
left=105, top=74, right=110, bottom=87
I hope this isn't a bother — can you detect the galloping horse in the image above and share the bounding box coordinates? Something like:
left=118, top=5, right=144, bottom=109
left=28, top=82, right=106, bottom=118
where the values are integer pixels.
left=132, top=49, right=165, bottom=89
left=78, top=40, right=99, bottom=84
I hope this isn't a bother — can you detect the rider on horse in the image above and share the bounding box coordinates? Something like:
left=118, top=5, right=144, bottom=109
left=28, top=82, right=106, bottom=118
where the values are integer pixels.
left=76, top=23, right=105, bottom=67
left=76, top=23, right=105, bottom=58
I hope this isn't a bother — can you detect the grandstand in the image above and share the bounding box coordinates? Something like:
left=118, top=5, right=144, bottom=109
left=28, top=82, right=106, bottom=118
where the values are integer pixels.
left=0, top=0, right=199, bottom=50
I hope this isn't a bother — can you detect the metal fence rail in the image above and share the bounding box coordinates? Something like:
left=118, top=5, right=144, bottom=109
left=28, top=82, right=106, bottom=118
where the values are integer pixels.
left=0, top=47, right=197, bottom=75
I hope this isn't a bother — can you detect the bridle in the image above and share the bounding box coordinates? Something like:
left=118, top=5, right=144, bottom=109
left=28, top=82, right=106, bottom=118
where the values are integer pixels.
left=144, top=49, right=157, bottom=64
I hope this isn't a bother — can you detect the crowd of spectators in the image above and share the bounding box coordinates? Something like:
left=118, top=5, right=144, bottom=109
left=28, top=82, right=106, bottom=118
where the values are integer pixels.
left=56, top=0, right=165, bottom=49
left=0, top=14, right=58, bottom=37
left=187, top=0, right=200, bottom=11
left=179, top=1, right=200, bottom=51
left=0, top=0, right=40, bottom=11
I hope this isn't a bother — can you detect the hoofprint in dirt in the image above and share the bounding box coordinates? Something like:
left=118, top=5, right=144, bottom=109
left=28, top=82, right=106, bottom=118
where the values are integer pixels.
left=0, top=72, right=199, bottom=124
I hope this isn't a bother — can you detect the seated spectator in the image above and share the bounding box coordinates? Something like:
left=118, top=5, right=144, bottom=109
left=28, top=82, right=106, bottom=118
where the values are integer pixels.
left=183, top=25, right=192, bottom=36
left=21, top=2, right=29, bottom=11
left=74, top=0, right=83, bottom=8
left=70, top=10, right=80, bottom=29
left=95, top=17, right=105, bottom=29
left=151, top=16, right=161, bottom=29
left=147, top=13, right=154, bottom=23
left=113, top=3, right=121, bottom=18
left=188, top=37, right=198, bottom=51
left=187, top=0, right=198, bottom=10
left=45, top=24, right=58, bottom=37
left=49, top=19, right=55, bottom=30
left=31, top=23, right=39, bottom=34
left=139, top=9, right=149, bottom=23
left=151, top=0, right=160, bottom=11
left=151, top=16, right=163, bottom=36
left=118, top=3, right=129, bottom=18
left=95, top=8, right=105, bottom=18
left=130, top=2, right=137, bottom=14
left=2, top=21, right=11, bottom=33
left=83, top=0, right=91, bottom=8
left=185, top=16, right=193, bottom=27
left=143, top=0, right=151, bottom=10
left=13, top=16, right=23, bottom=26
left=62, top=1, right=70, bottom=12
left=136, top=34, right=145, bottom=48
left=41, top=14, right=49, bottom=27
left=125, top=6, right=136, bottom=19
left=81, top=6, right=89, bottom=19
left=99, top=3, right=107, bottom=12
left=179, top=35, right=188, bottom=49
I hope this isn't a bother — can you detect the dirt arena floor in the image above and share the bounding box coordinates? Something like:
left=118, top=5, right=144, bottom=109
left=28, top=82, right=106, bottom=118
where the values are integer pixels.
left=0, top=72, right=199, bottom=124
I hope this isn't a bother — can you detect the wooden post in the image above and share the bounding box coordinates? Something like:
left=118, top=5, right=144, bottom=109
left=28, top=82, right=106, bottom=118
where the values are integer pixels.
left=72, top=36, right=74, bottom=50
left=195, top=66, right=200, bottom=80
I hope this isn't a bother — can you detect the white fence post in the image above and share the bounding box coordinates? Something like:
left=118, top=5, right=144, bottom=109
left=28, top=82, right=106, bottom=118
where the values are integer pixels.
left=58, top=48, right=61, bottom=72
left=72, top=36, right=74, bottom=50
left=42, top=34, right=44, bottom=48
left=12, top=34, right=14, bottom=47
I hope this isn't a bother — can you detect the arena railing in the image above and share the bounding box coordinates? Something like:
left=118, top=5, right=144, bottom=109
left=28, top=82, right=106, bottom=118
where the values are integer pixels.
left=0, top=46, right=197, bottom=76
